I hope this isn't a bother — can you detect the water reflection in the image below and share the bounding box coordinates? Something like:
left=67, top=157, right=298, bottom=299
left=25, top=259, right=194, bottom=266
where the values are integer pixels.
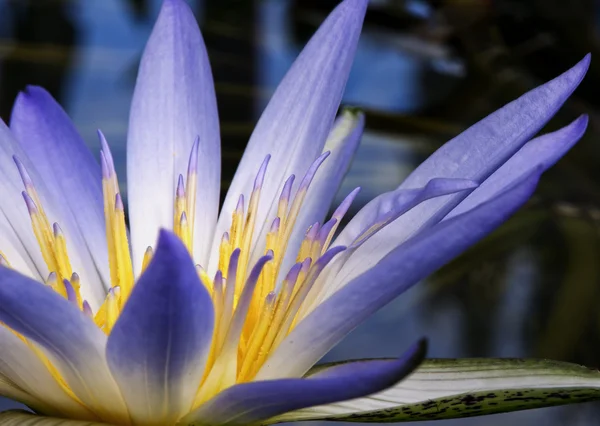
left=0, top=0, right=599, bottom=424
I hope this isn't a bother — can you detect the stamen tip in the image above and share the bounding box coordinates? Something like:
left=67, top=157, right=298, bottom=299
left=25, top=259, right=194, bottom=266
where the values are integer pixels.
left=270, top=217, right=281, bottom=233
left=236, top=194, right=245, bottom=213
left=52, top=222, right=63, bottom=237
left=21, top=191, right=37, bottom=214
left=82, top=300, right=93, bottom=318
left=13, top=156, right=33, bottom=187
left=177, top=174, right=186, bottom=197
left=100, top=151, right=110, bottom=179
left=187, top=137, right=200, bottom=175
left=115, top=193, right=124, bottom=211
left=98, top=130, right=116, bottom=176
left=62, top=279, right=77, bottom=303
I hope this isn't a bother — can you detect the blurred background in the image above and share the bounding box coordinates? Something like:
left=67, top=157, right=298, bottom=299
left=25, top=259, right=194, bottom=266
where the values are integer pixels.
left=0, top=0, right=599, bottom=424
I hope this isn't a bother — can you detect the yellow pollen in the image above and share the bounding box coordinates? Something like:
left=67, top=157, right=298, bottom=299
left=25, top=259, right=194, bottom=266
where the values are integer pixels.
left=2, top=145, right=357, bottom=419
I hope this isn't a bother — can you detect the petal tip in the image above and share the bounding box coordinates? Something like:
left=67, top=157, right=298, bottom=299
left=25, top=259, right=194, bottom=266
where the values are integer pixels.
left=159, top=0, right=195, bottom=20
left=570, top=53, right=591, bottom=81
left=339, top=0, right=369, bottom=16
left=157, top=228, right=181, bottom=248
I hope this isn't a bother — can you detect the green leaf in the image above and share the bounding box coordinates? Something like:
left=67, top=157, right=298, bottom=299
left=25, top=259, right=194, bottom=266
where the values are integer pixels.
left=269, top=358, right=600, bottom=423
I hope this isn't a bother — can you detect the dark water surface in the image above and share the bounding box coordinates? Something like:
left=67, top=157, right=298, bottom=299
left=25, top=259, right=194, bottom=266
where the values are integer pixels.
left=1, top=0, right=600, bottom=424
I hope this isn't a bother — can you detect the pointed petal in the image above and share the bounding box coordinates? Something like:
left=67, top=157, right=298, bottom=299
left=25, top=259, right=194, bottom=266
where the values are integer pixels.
left=0, top=412, right=108, bottom=426
left=335, top=177, right=479, bottom=248
left=257, top=168, right=541, bottom=380
left=275, top=358, right=600, bottom=423
left=337, top=55, right=590, bottom=283
left=316, top=177, right=479, bottom=303
left=447, top=114, right=588, bottom=218
left=401, top=54, right=589, bottom=190
left=0, top=326, right=96, bottom=419
left=127, top=0, right=220, bottom=271
left=0, top=115, right=104, bottom=308
left=106, top=230, right=214, bottom=424
left=0, top=267, right=127, bottom=423
left=210, top=0, right=368, bottom=273
left=181, top=340, right=426, bottom=426
left=279, top=109, right=364, bottom=277
left=0, top=121, right=48, bottom=281
left=10, top=86, right=109, bottom=296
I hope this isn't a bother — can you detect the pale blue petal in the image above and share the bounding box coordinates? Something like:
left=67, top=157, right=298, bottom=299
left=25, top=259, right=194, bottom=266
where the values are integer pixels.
left=106, top=230, right=214, bottom=424
left=209, top=0, right=368, bottom=274
left=257, top=168, right=541, bottom=380
left=0, top=267, right=127, bottom=423
left=181, top=340, right=425, bottom=426
left=10, top=86, right=110, bottom=299
left=127, top=0, right=220, bottom=271
left=0, top=121, right=48, bottom=280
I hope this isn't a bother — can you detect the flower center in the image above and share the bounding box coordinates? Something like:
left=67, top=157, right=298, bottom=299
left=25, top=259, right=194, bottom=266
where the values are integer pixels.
left=3, top=135, right=359, bottom=410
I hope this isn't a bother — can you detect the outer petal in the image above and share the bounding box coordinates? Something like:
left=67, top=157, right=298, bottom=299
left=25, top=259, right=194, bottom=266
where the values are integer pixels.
left=106, top=230, right=214, bottom=425
left=209, top=0, right=368, bottom=274
left=256, top=168, right=542, bottom=380
left=127, top=0, right=220, bottom=271
left=446, top=114, right=588, bottom=218
left=0, top=267, right=127, bottom=423
left=279, top=109, right=364, bottom=278
left=0, top=326, right=96, bottom=419
left=180, top=340, right=426, bottom=426
left=274, top=358, right=600, bottom=423
left=10, top=86, right=109, bottom=296
left=0, top=412, right=108, bottom=426
left=335, top=55, right=590, bottom=286
left=0, top=121, right=47, bottom=280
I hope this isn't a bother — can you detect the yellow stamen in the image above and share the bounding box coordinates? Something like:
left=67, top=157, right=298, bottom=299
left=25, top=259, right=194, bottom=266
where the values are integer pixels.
left=141, top=246, right=154, bottom=272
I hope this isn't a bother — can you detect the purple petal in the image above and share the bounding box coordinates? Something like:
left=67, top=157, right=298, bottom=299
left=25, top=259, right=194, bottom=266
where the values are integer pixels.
left=209, top=0, right=368, bottom=274
left=106, top=230, right=214, bottom=424
left=181, top=340, right=426, bottom=426
left=446, top=115, right=588, bottom=219
left=10, top=87, right=109, bottom=303
left=401, top=55, right=589, bottom=189
left=127, top=0, right=220, bottom=271
left=339, top=56, right=589, bottom=284
left=257, top=168, right=542, bottom=380
left=0, top=267, right=127, bottom=423
left=335, top=177, right=479, bottom=248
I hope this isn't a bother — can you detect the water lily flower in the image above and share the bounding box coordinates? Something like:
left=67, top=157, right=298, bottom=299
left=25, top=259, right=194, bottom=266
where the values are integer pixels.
left=0, top=0, right=596, bottom=425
